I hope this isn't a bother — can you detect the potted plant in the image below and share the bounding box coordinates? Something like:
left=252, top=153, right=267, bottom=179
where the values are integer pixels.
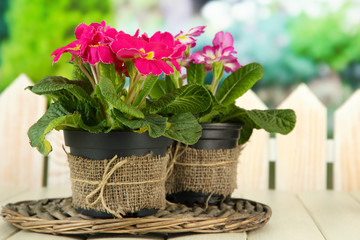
left=149, top=27, right=296, bottom=205
left=27, top=21, right=212, bottom=218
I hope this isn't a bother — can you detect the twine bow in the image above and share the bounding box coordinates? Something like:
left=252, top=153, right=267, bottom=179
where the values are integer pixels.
left=166, top=142, right=188, bottom=179
left=85, top=156, right=127, bottom=218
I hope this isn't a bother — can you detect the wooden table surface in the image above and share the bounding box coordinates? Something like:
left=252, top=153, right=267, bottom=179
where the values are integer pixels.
left=1, top=187, right=360, bottom=240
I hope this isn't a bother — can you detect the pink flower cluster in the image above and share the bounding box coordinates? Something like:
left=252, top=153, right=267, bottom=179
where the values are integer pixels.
left=51, top=21, right=118, bottom=65
left=52, top=21, right=187, bottom=76
left=192, top=31, right=242, bottom=72
left=51, top=21, right=242, bottom=76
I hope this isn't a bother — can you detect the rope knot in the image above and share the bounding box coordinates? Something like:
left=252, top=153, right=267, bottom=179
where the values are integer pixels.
left=85, top=155, right=128, bottom=218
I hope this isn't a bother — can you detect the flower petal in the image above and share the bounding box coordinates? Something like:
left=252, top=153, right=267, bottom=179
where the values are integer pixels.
left=51, top=40, right=82, bottom=63
left=98, top=46, right=114, bottom=64
left=192, top=52, right=206, bottom=64
left=212, top=31, right=234, bottom=49
left=135, top=58, right=161, bottom=75
left=150, top=31, right=176, bottom=47
left=152, top=59, right=174, bottom=75
left=170, top=59, right=181, bottom=71
left=116, top=48, right=145, bottom=59
left=86, top=46, right=101, bottom=65
left=223, top=58, right=242, bottom=72
left=187, top=26, right=206, bottom=37
left=202, top=46, right=216, bottom=59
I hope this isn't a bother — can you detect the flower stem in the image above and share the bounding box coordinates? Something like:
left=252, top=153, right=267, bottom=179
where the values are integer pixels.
left=210, top=62, right=225, bottom=94
left=95, top=63, right=101, bottom=81
left=79, top=62, right=96, bottom=90
left=126, top=73, right=141, bottom=104
left=90, top=65, right=99, bottom=85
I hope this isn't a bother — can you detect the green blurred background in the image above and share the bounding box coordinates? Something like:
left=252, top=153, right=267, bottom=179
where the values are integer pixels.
left=1, top=0, right=360, bottom=137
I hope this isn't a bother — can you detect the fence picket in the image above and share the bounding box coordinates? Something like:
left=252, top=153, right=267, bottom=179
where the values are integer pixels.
left=276, top=83, right=327, bottom=192
left=0, top=74, right=46, bottom=188
left=46, top=131, right=71, bottom=187
left=235, top=90, right=270, bottom=191
left=334, top=90, right=360, bottom=191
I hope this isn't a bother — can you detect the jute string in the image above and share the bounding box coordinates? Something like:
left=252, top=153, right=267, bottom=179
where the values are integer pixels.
left=166, top=142, right=188, bottom=180
left=84, top=156, right=127, bottom=218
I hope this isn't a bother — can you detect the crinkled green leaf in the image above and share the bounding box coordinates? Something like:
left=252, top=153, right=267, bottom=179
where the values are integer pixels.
left=187, top=62, right=205, bottom=84
left=147, top=84, right=212, bottom=114
left=71, top=64, right=88, bottom=81
left=246, top=109, right=296, bottom=134
left=143, top=114, right=168, bottom=138
left=98, top=75, right=144, bottom=119
left=99, top=63, right=125, bottom=91
left=133, top=74, right=158, bottom=107
left=99, top=63, right=116, bottom=82
left=112, top=109, right=147, bottom=130
left=238, top=125, right=254, bottom=145
left=216, top=63, right=264, bottom=105
left=27, top=75, right=102, bottom=126
left=28, top=102, right=104, bottom=155
left=112, top=109, right=167, bottom=138
left=71, top=64, right=93, bottom=93
left=213, top=104, right=296, bottom=143
left=198, top=95, right=226, bottom=123
left=165, top=113, right=202, bottom=145
left=28, top=76, right=93, bottom=100
left=165, top=75, right=176, bottom=93
left=150, top=80, right=167, bottom=99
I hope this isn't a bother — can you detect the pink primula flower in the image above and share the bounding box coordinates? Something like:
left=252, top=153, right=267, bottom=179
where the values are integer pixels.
left=51, top=21, right=118, bottom=65
left=111, top=31, right=186, bottom=76
left=175, top=26, right=206, bottom=47
left=192, top=31, right=242, bottom=72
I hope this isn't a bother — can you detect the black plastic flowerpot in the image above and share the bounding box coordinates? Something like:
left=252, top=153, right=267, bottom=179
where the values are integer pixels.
left=64, top=130, right=173, bottom=218
left=167, top=123, right=242, bottom=206
left=190, top=123, right=243, bottom=150
left=64, top=130, right=172, bottom=159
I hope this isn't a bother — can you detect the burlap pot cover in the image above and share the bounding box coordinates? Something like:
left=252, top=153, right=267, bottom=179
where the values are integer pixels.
left=166, top=145, right=242, bottom=196
left=68, top=151, right=169, bottom=218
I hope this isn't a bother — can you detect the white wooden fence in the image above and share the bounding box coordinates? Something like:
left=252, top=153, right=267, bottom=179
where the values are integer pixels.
left=1, top=74, right=359, bottom=192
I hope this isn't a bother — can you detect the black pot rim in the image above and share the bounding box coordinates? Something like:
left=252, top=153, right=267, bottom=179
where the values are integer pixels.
left=200, top=122, right=243, bottom=130
left=63, top=129, right=173, bottom=159
left=63, top=129, right=173, bottom=146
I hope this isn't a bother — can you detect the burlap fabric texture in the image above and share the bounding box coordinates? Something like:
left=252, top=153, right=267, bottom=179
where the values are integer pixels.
left=166, top=145, right=243, bottom=196
left=68, top=151, right=169, bottom=218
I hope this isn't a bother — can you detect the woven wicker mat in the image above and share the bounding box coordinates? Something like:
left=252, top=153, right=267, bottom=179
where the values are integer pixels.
left=1, top=197, right=271, bottom=235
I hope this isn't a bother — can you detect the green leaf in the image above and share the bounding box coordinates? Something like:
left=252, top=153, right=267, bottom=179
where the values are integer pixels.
left=216, top=63, right=264, bottom=105
left=165, top=75, right=176, bottom=93
left=99, top=63, right=116, bottom=81
left=147, top=84, right=212, bottom=114
left=164, top=113, right=202, bottom=145
left=246, top=109, right=296, bottom=134
left=150, top=80, right=167, bottom=99
left=144, top=114, right=168, bottom=138
left=133, top=74, right=158, bottom=107
left=27, top=75, right=105, bottom=126
left=112, top=109, right=147, bottom=129
left=187, top=62, right=205, bottom=84
left=71, top=63, right=88, bottom=82
left=28, top=102, right=68, bottom=155
left=112, top=109, right=167, bottom=138
left=28, top=102, right=104, bottom=155
left=99, top=63, right=125, bottom=91
left=71, top=63, right=93, bottom=93
left=98, top=75, right=144, bottom=119
left=28, top=76, right=93, bottom=101
left=238, top=125, right=254, bottom=145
